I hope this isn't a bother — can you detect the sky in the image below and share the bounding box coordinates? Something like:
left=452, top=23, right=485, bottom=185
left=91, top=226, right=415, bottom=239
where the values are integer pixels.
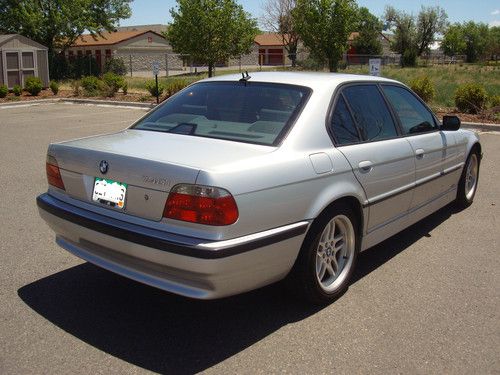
left=120, top=0, right=500, bottom=28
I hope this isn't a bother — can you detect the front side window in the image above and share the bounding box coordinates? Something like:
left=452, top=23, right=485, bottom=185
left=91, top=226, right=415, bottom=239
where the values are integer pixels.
left=132, top=82, right=311, bottom=145
left=342, top=85, right=398, bottom=141
left=382, top=85, right=437, bottom=134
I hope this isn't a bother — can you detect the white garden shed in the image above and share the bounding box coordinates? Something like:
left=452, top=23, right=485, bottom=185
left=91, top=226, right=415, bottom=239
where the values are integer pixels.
left=0, top=34, right=50, bottom=89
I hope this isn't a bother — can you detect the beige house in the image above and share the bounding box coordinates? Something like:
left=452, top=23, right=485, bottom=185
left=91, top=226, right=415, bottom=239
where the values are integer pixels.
left=0, top=34, right=49, bottom=89
left=66, top=29, right=183, bottom=74
left=254, top=33, right=290, bottom=65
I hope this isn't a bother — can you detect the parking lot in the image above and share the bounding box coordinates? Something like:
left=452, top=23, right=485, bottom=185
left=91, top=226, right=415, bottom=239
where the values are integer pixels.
left=0, top=102, right=499, bottom=374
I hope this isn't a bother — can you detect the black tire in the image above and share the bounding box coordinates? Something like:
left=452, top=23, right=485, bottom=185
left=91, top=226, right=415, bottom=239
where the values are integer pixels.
left=288, top=202, right=360, bottom=305
left=456, top=148, right=480, bottom=209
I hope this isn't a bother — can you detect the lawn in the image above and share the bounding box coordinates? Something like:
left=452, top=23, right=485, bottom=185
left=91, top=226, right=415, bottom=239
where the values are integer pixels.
left=124, top=63, right=499, bottom=111
left=342, top=63, right=500, bottom=110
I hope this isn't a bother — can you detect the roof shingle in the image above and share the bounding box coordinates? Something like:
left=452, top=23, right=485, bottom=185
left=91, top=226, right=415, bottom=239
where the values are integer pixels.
left=71, top=30, right=164, bottom=47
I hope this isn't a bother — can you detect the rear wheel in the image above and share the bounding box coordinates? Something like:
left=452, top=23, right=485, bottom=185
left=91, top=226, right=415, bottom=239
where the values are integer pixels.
left=456, top=149, right=480, bottom=209
left=290, top=203, right=359, bottom=304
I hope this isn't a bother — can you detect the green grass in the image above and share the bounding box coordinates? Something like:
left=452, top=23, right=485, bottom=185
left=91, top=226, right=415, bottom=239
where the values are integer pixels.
left=343, top=64, right=500, bottom=109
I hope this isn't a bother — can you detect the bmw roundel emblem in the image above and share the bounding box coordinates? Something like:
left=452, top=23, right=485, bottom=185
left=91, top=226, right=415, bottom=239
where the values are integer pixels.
left=99, top=160, right=109, bottom=174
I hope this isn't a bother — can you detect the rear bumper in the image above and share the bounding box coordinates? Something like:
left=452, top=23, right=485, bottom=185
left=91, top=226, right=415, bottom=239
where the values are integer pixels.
left=37, top=193, right=309, bottom=299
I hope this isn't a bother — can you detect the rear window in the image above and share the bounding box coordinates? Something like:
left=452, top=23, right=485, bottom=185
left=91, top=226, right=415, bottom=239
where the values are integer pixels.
left=132, top=81, right=311, bottom=146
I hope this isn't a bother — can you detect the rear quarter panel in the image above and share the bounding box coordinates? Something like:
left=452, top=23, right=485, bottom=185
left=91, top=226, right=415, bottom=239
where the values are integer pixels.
left=195, top=147, right=366, bottom=240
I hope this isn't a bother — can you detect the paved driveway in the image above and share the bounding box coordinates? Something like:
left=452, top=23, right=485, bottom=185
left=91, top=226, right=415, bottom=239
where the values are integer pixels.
left=0, top=103, right=499, bottom=374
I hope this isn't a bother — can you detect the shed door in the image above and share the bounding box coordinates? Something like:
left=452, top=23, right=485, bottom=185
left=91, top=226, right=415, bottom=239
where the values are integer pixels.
left=5, top=52, right=21, bottom=88
left=21, top=51, right=36, bottom=82
left=3, top=51, right=37, bottom=89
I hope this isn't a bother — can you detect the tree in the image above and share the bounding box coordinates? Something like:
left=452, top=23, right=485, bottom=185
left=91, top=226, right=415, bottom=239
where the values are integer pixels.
left=261, top=0, right=300, bottom=66
left=384, top=5, right=446, bottom=66
left=441, top=22, right=491, bottom=62
left=0, top=1, right=131, bottom=61
left=441, top=24, right=466, bottom=57
left=486, top=26, right=500, bottom=60
left=292, top=0, right=358, bottom=72
left=416, top=6, right=448, bottom=56
left=352, top=7, right=383, bottom=56
left=462, top=22, right=489, bottom=62
left=384, top=6, right=417, bottom=66
left=167, top=0, right=258, bottom=77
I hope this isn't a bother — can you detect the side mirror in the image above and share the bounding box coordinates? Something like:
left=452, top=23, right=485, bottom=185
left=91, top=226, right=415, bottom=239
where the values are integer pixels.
left=441, top=115, right=461, bottom=131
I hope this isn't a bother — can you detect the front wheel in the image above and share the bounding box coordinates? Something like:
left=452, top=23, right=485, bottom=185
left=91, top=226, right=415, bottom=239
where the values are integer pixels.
left=456, top=149, right=480, bottom=209
left=290, top=203, right=359, bottom=304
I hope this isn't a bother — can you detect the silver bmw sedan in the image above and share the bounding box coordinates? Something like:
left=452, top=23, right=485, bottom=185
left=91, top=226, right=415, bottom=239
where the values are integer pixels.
left=37, top=72, right=481, bottom=303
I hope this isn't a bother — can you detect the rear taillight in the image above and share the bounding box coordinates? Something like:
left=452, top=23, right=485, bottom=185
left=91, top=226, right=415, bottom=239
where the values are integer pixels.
left=46, top=155, right=65, bottom=190
left=163, top=184, right=238, bottom=226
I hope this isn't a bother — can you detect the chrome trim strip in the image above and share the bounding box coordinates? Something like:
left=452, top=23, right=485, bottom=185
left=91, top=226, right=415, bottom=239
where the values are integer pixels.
left=196, top=221, right=310, bottom=250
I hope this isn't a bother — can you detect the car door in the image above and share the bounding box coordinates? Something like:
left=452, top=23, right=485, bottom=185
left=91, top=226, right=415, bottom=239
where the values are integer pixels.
left=381, top=85, right=458, bottom=211
left=328, top=84, right=416, bottom=235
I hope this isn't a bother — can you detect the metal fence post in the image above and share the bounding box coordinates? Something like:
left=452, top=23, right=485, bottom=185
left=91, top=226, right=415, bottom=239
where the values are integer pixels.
left=165, top=53, right=169, bottom=77
left=129, top=55, right=133, bottom=77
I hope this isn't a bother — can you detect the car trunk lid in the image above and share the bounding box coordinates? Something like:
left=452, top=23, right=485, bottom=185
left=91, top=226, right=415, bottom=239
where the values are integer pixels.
left=48, top=129, right=274, bottom=221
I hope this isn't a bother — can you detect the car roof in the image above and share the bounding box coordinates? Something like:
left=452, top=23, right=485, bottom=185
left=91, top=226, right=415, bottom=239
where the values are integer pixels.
left=201, top=71, right=400, bottom=90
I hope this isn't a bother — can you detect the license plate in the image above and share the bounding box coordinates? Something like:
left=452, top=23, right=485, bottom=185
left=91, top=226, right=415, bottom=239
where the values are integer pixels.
left=92, top=178, right=127, bottom=209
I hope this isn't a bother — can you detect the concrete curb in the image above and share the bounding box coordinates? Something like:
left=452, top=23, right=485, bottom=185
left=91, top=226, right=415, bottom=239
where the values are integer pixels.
left=461, top=122, right=500, bottom=132
left=0, top=98, right=155, bottom=109
left=61, top=98, right=155, bottom=109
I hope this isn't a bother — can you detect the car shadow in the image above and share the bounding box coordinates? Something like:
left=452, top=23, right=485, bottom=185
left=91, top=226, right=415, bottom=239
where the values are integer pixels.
left=18, top=205, right=456, bottom=374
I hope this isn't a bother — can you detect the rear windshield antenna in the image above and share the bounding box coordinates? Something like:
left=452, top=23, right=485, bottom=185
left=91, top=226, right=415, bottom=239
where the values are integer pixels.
left=239, top=71, right=251, bottom=84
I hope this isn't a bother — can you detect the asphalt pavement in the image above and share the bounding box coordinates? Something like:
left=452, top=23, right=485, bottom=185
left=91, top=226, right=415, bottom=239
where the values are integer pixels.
left=0, top=103, right=499, bottom=374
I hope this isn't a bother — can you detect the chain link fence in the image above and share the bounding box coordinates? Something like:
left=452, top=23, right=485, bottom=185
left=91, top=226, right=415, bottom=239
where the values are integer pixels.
left=53, top=50, right=470, bottom=80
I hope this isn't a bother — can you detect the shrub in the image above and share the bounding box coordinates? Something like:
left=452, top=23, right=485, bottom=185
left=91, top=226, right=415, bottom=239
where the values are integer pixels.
left=71, top=55, right=99, bottom=78
left=402, top=49, right=417, bottom=67
left=12, top=85, right=22, bottom=96
left=0, top=84, right=7, bottom=98
left=145, top=80, right=165, bottom=97
left=122, top=81, right=128, bottom=95
left=165, top=79, right=188, bottom=97
left=454, top=83, right=488, bottom=114
left=49, top=81, right=59, bottom=95
left=489, top=94, right=500, bottom=108
left=410, top=76, right=435, bottom=103
left=80, top=76, right=102, bottom=96
left=71, top=80, right=81, bottom=96
left=24, top=76, right=43, bottom=96
left=101, top=72, right=125, bottom=97
left=103, top=57, right=127, bottom=76
left=296, top=57, right=324, bottom=71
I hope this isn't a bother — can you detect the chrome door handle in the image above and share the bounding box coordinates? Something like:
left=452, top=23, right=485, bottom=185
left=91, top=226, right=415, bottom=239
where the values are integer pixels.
left=358, top=161, right=373, bottom=173
left=415, top=149, right=425, bottom=159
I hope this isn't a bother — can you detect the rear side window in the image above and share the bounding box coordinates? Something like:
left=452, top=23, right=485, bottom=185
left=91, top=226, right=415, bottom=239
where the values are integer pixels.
left=330, top=95, right=360, bottom=145
left=342, top=85, right=398, bottom=141
left=132, top=82, right=311, bottom=146
left=382, top=85, right=437, bottom=134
